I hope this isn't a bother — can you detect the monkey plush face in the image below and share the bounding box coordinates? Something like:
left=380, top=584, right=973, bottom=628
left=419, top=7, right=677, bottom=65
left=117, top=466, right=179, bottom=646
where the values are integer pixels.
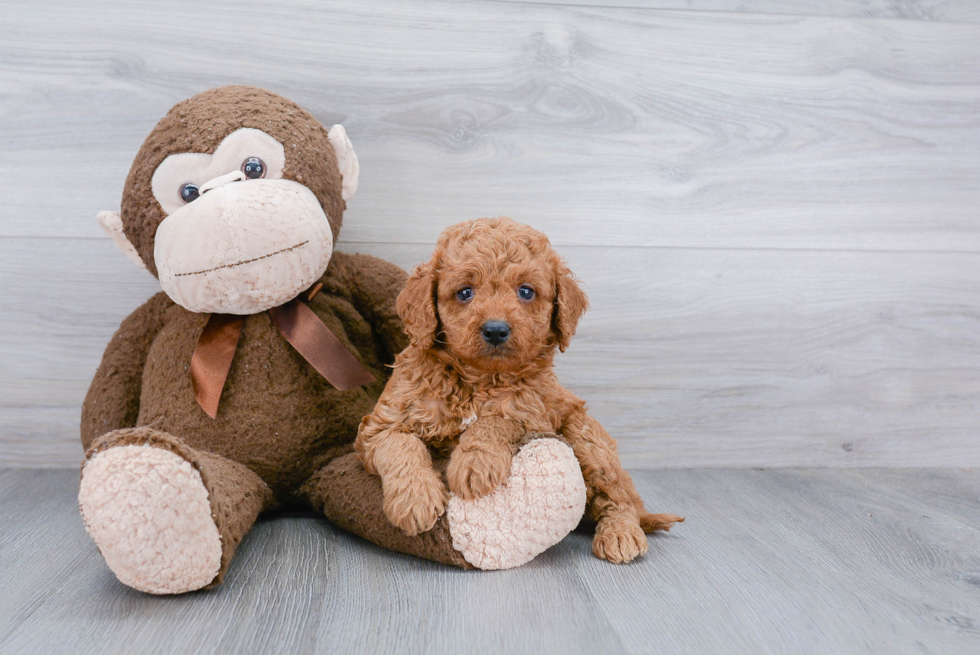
left=149, top=126, right=337, bottom=314
left=98, top=86, right=359, bottom=314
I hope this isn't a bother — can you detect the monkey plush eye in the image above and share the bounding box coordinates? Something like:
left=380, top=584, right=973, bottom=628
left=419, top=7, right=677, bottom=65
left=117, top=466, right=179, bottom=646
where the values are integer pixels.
left=179, top=183, right=200, bottom=204
left=456, top=287, right=474, bottom=302
left=518, top=285, right=536, bottom=300
left=241, top=157, right=266, bottom=179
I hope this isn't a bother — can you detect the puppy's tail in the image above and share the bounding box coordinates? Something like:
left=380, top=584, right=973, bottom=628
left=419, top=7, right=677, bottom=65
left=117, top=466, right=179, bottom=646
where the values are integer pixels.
left=640, top=512, right=685, bottom=533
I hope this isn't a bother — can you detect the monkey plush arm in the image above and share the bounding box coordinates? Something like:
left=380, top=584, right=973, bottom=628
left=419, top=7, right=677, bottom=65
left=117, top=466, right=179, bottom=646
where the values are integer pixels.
left=80, top=292, right=174, bottom=450
left=331, top=251, right=409, bottom=362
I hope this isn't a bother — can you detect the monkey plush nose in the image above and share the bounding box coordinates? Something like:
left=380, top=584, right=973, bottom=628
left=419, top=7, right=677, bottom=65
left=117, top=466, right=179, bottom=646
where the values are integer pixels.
left=199, top=170, right=246, bottom=195
left=481, top=321, right=510, bottom=346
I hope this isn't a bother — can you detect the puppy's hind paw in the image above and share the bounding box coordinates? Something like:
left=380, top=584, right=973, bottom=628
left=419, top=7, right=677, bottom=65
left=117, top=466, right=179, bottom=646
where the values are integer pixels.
left=593, top=517, right=648, bottom=564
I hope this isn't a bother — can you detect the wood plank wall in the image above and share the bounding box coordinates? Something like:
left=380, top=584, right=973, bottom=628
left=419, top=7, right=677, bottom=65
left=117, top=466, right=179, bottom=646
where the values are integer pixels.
left=1, top=0, right=979, bottom=468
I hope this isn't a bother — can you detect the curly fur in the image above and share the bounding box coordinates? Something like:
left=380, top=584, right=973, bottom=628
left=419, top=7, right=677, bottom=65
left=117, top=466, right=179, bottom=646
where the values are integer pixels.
left=356, top=217, right=682, bottom=563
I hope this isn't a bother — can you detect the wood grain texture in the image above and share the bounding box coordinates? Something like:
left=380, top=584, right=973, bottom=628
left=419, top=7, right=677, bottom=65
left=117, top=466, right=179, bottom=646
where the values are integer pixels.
left=1, top=0, right=979, bottom=251
left=494, top=0, right=980, bottom=24
left=5, top=238, right=980, bottom=468
left=2, top=0, right=980, bottom=468
left=1, top=467, right=978, bottom=654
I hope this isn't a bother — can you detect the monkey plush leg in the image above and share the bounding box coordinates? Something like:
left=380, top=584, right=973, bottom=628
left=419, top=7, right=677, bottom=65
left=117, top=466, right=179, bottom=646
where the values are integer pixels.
left=79, top=427, right=273, bottom=594
left=301, top=434, right=586, bottom=570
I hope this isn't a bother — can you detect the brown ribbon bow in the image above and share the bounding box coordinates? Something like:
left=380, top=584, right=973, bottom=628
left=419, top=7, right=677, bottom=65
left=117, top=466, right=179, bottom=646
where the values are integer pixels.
left=190, top=283, right=376, bottom=418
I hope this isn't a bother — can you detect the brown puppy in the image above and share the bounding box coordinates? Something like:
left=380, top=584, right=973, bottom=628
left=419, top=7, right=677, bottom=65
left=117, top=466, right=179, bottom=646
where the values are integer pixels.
left=357, top=217, right=682, bottom=564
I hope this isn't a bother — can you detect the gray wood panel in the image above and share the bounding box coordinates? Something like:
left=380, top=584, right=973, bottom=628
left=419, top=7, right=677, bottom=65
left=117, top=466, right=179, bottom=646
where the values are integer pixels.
left=496, top=0, right=980, bottom=23
left=1, top=0, right=978, bottom=251
left=2, top=0, right=980, bottom=468
left=2, top=467, right=978, bottom=654
left=4, top=237, right=980, bottom=469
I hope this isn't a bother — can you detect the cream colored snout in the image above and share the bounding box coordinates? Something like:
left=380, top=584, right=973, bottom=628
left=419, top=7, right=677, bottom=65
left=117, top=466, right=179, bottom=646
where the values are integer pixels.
left=154, top=178, right=334, bottom=314
left=198, top=170, right=246, bottom=195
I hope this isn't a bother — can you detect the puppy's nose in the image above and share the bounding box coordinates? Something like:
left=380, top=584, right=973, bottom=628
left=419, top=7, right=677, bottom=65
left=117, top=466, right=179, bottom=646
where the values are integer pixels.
left=481, top=320, right=510, bottom=346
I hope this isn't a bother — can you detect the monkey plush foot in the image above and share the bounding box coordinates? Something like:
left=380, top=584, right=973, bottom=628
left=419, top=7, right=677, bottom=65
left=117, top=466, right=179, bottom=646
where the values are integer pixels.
left=446, top=436, right=587, bottom=570
left=79, top=444, right=222, bottom=594
left=307, top=434, right=586, bottom=570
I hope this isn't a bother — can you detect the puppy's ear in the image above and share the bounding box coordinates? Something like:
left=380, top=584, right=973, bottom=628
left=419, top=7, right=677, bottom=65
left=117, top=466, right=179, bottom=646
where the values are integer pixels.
left=397, top=260, right=439, bottom=350
left=552, top=258, right=589, bottom=352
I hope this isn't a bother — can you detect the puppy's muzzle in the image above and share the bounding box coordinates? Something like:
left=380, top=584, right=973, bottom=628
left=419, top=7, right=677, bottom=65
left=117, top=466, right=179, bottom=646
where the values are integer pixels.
left=481, top=320, right=510, bottom=347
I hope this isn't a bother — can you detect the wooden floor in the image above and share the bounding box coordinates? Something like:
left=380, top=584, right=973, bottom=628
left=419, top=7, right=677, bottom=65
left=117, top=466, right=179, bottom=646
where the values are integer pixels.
left=2, top=467, right=978, bottom=654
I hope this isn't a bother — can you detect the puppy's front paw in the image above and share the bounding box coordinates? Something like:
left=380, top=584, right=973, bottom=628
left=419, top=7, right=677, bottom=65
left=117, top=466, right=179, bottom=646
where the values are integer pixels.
left=593, top=516, right=649, bottom=564
left=382, top=469, right=448, bottom=536
left=447, top=443, right=512, bottom=500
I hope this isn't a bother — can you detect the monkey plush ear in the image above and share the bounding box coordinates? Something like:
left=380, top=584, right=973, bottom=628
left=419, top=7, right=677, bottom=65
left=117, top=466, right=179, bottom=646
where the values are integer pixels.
left=552, top=258, right=589, bottom=352
left=97, top=211, right=146, bottom=270
left=327, top=124, right=359, bottom=202
left=396, top=261, right=439, bottom=350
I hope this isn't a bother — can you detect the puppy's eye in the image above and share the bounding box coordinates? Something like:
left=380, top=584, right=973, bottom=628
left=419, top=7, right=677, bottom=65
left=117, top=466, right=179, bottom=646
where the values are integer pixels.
left=456, top=287, right=474, bottom=302
left=518, top=285, right=535, bottom=300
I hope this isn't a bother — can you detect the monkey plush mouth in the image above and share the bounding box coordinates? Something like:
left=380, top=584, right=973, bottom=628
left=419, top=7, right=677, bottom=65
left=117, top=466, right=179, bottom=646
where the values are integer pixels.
left=154, top=179, right=334, bottom=314
left=173, top=241, right=309, bottom=278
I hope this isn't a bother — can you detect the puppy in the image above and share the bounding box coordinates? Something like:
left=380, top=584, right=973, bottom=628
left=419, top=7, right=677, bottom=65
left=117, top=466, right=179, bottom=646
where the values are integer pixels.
left=356, top=217, right=682, bottom=563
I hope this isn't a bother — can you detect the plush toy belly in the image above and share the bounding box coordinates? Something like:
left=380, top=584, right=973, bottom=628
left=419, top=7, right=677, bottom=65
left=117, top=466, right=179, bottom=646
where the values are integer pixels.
left=134, top=301, right=384, bottom=493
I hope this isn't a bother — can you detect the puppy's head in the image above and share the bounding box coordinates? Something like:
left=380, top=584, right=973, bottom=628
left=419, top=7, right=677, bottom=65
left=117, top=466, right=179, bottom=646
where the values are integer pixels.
left=397, top=217, right=589, bottom=372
